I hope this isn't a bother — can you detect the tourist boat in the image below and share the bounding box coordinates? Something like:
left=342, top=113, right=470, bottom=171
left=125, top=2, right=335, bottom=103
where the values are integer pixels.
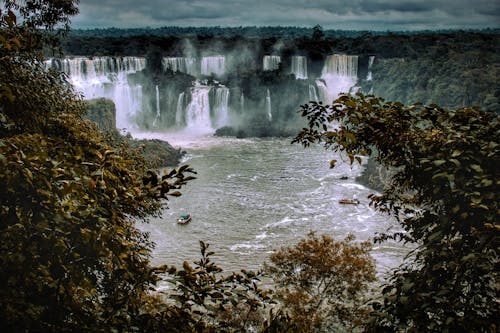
left=177, top=214, right=192, bottom=224
left=338, top=199, right=360, bottom=205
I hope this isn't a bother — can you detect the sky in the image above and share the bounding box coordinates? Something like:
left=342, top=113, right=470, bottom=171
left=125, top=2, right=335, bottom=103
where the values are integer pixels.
left=72, top=0, right=500, bottom=31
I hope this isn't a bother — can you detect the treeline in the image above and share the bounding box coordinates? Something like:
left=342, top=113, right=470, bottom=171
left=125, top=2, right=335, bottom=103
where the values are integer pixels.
left=69, top=25, right=499, bottom=39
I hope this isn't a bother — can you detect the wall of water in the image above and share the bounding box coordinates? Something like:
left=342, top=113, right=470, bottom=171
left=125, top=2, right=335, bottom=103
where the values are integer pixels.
left=48, top=52, right=363, bottom=135
left=263, top=55, right=281, bottom=71
left=291, top=56, right=308, bottom=79
left=162, top=57, right=197, bottom=76
left=317, top=54, right=359, bottom=103
left=200, top=56, right=225, bottom=77
left=46, top=56, right=146, bottom=131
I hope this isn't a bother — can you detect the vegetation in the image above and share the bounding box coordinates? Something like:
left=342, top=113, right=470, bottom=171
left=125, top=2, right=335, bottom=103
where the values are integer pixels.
left=85, top=98, right=116, bottom=131
left=362, top=45, right=500, bottom=114
left=3, top=1, right=498, bottom=332
left=294, top=94, right=499, bottom=332
left=0, top=1, right=197, bottom=331
left=265, top=233, right=376, bottom=332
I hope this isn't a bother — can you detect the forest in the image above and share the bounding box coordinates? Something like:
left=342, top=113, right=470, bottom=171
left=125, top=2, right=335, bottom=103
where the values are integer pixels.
left=1, top=1, right=499, bottom=332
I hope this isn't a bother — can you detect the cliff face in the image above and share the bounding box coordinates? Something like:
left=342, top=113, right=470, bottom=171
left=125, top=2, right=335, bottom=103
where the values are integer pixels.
left=85, top=98, right=116, bottom=132
left=85, top=98, right=184, bottom=167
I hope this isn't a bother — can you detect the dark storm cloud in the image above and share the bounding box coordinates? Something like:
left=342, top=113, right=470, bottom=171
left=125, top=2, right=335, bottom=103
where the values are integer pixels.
left=72, top=0, right=499, bottom=30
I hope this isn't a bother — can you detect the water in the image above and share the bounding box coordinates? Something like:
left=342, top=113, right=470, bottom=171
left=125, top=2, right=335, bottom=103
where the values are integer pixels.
left=263, top=55, right=281, bottom=71
left=137, top=134, right=406, bottom=283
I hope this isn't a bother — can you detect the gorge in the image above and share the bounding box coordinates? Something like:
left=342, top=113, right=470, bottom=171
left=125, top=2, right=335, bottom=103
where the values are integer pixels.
left=44, top=46, right=408, bottom=275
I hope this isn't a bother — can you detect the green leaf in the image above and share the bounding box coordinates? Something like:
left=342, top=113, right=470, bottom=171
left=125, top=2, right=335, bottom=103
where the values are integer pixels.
left=470, top=164, right=483, bottom=173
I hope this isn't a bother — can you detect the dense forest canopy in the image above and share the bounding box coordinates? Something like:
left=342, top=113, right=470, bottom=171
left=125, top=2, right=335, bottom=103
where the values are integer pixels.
left=68, top=26, right=500, bottom=39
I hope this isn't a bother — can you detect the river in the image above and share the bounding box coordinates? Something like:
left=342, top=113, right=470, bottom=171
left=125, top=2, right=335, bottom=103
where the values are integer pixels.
left=136, top=132, right=407, bottom=286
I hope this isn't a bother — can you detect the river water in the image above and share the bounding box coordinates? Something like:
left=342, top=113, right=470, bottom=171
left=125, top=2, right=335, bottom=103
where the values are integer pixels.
left=137, top=133, right=407, bottom=285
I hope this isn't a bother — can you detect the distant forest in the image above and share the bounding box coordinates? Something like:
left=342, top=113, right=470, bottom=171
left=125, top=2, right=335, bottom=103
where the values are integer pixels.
left=68, top=26, right=500, bottom=39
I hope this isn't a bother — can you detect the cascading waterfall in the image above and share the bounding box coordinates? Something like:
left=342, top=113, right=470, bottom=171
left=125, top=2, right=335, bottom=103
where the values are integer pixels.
left=152, top=85, right=161, bottom=127
left=185, top=82, right=213, bottom=133
left=309, top=84, right=319, bottom=102
left=367, top=55, right=375, bottom=81
left=263, top=55, right=281, bottom=71
left=266, top=89, right=272, bottom=121
left=317, top=54, right=358, bottom=103
left=162, top=57, right=197, bottom=76
left=213, top=87, right=230, bottom=128
left=291, top=56, right=307, bottom=79
left=240, top=93, right=245, bottom=113
left=45, top=56, right=146, bottom=131
left=201, top=56, right=225, bottom=77
left=175, top=92, right=185, bottom=127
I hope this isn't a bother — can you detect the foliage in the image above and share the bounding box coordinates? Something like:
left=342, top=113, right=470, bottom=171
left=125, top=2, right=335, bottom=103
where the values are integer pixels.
left=85, top=98, right=116, bottom=131
left=162, top=241, right=283, bottom=332
left=312, top=25, right=325, bottom=41
left=265, top=232, right=376, bottom=332
left=0, top=4, right=197, bottom=332
left=363, top=50, right=500, bottom=114
left=294, top=93, right=499, bottom=332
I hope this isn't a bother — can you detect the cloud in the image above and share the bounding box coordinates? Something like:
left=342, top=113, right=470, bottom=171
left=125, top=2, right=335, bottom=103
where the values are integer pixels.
left=71, top=0, right=500, bottom=30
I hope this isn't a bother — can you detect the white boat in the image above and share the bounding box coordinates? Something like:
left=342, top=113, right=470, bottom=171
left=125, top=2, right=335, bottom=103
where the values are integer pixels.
left=177, top=214, right=192, bottom=224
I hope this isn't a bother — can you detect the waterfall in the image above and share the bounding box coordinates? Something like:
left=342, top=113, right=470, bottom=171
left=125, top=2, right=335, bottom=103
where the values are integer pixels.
left=152, top=85, right=161, bottom=127
left=45, top=56, right=146, bottom=132
left=175, top=92, right=185, bottom=127
left=162, top=57, right=197, bottom=76
left=213, top=87, right=230, bottom=128
left=186, top=82, right=213, bottom=133
left=291, top=56, right=308, bottom=79
left=309, top=84, right=319, bottom=102
left=367, top=55, right=375, bottom=81
left=266, top=89, right=272, bottom=121
left=317, top=54, right=358, bottom=103
left=240, top=92, right=245, bottom=113
left=201, top=56, right=225, bottom=77
left=263, top=56, right=281, bottom=71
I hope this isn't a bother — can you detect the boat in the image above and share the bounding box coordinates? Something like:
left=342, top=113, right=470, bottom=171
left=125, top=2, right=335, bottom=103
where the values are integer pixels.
left=339, top=199, right=360, bottom=205
left=177, top=214, right=192, bottom=224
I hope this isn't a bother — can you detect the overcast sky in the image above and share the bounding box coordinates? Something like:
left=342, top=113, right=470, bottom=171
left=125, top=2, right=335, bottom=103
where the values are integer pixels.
left=72, top=0, right=499, bottom=31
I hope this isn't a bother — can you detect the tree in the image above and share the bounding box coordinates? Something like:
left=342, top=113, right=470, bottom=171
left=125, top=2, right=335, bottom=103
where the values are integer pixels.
left=312, top=24, right=324, bottom=41
left=265, top=233, right=376, bottom=332
left=0, top=2, right=196, bottom=332
left=294, top=94, right=499, bottom=332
